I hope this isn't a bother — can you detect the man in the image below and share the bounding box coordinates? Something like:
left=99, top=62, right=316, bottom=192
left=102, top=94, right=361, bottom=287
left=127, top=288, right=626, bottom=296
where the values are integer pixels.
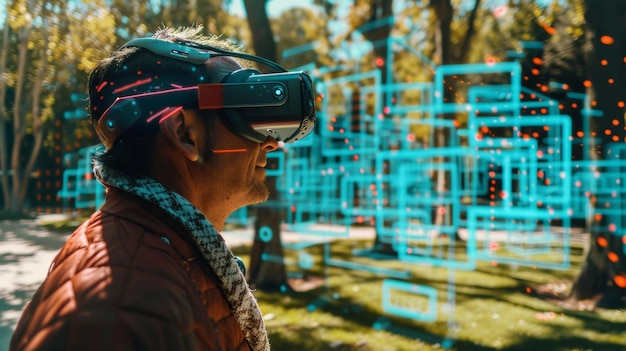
left=10, top=26, right=315, bottom=351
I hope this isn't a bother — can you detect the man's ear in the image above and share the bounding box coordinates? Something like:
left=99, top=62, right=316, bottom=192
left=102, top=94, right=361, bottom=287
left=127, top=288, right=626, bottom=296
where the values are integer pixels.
left=158, top=109, right=201, bottom=162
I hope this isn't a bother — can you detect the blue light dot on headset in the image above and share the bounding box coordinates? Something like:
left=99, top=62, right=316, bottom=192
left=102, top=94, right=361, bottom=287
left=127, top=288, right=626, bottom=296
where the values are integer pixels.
left=106, top=119, right=115, bottom=129
left=259, top=226, right=272, bottom=242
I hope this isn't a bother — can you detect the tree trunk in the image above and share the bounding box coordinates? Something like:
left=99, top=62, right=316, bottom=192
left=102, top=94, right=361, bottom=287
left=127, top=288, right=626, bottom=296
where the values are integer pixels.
left=430, top=0, right=454, bottom=239
left=430, top=0, right=453, bottom=66
left=243, top=0, right=276, bottom=63
left=0, top=23, right=10, bottom=209
left=570, top=0, right=626, bottom=308
left=243, top=0, right=291, bottom=291
left=9, top=27, right=29, bottom=214
left=17, top=21, right=49, bottom=212
left=248, top=191, right=291, bottom=291
left=430, top=0, right=466, bottom=239
left=355, top=0, right=396, bottom=256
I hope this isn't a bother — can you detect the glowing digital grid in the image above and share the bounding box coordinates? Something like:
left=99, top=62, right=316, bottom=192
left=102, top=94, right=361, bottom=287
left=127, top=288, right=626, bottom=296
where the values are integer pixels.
left=55, top=35, right=626, bottom=348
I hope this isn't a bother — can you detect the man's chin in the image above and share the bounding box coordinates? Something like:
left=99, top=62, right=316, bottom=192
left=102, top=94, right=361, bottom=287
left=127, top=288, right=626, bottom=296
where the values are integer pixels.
left=246, top=188, right=270, bottom=206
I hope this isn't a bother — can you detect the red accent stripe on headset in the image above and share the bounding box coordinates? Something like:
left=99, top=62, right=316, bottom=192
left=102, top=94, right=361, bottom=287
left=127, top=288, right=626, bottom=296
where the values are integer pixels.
left=197, top=84, right=224, bottom=109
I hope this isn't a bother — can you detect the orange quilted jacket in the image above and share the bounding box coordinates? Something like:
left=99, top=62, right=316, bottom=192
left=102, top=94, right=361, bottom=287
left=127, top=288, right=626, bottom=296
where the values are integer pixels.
left=10, top=188, right=251, bottom=351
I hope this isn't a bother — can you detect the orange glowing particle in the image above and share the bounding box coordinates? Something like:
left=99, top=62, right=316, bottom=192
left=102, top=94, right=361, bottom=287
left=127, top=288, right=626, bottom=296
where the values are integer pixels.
left=613, top=119, right=620, bottom=126
left=609, top=223, right=617, bottom=232
left=601, top=59, right=608, bottom=66
left=608, top=78, right=615, bottom=84
left=613, top=136, right=620, bottom=142
left=526, top=287, right=532, bottom=294
left=481, top=126, right=490, bottom=133
left=591, top=100, right=598, bottom=106
left=531, top=68, right=540, bottom=76
left=618, top=101, right=625, bottom=108
left=541, top=85, right=549, bottom=92
left=532, top=57, right=543, bottom=65
left=600, top=35, right=615, bottom=45
left=485, top=56, right=497, bottom=65
left=543, top=25, right=556, bottom=35
left=596, top=236, right=608, bottom=248
left=562, top=84, right=570, bottom=90
left=608, top=252, right=619, bottom=263
left=543, top=126, right=550, bottom=132
left=614, top=275, right=626, bottom=288
left=605, top=129, right=613, bottom=136
left=571, top=102, right=578, bottom=109
left=583, top=80, right=592, bottom=88
left=577, top=131, right=584, bottom=138
left=558, top=104, right=564, bottom=110
left=538, top=170, right=544, bottom=178
left=489, top=171, right=496, bottom=178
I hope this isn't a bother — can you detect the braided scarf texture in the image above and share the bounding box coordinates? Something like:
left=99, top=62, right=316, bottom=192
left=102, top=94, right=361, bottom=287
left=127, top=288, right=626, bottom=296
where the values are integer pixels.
left=94, top=163, right=270, bottom=351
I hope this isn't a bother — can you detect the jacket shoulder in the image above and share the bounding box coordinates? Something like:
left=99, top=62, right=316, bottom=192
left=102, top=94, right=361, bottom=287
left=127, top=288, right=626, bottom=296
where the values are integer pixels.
left=10, top=211, right=215, bottom=351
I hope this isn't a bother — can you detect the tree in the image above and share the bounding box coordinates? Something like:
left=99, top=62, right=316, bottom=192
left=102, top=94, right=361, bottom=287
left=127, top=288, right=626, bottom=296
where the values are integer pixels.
left=0, top=0, right=116, bottom=215
left=569, top=0, right=626, bottom=308
left=242, top=0, right=292, bottom=291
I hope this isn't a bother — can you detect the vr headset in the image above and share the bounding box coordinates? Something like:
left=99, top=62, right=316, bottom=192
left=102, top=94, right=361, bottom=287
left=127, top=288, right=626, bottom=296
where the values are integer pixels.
left=95, top=37, right=316, bottom=149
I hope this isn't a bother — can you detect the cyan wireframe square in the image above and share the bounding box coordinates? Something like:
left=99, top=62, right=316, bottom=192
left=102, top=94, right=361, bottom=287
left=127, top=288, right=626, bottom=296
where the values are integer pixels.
left=468, top=207, right=571, bottom=270
left=382, top=279, right=438, bottom=322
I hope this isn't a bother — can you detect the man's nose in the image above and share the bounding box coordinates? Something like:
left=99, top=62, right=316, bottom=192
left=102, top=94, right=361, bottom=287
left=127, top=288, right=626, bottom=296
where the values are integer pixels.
left=261, top=136, right=279, bottom=152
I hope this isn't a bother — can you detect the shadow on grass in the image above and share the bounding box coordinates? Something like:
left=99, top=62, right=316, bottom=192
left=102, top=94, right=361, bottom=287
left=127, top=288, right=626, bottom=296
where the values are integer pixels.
left=238, top=238, right=625, bottom=351
left=503, top=336, right=625, bottom=351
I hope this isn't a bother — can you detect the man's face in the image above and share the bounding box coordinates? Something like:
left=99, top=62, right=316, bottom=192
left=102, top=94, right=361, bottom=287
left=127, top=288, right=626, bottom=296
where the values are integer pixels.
left=199, top=115, right=278, bottom=208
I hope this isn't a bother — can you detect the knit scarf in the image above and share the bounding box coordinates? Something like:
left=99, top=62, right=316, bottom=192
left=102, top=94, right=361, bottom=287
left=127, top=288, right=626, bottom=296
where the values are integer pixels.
left=93, top=163, right=270, bottom=351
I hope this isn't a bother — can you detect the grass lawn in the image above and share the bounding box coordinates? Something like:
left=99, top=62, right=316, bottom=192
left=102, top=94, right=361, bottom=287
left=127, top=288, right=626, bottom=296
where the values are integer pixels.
left=232, top=239, right=626, bottom=351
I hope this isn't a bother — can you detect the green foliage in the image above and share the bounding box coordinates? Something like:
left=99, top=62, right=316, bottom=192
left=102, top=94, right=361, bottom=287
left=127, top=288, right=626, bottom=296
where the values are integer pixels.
left=273, top=7, right=331, bottom=69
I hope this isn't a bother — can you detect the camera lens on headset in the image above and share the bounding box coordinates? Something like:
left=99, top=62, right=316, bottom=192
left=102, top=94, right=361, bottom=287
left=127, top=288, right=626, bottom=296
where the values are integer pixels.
left=272, top=85, right=285, bottom=100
